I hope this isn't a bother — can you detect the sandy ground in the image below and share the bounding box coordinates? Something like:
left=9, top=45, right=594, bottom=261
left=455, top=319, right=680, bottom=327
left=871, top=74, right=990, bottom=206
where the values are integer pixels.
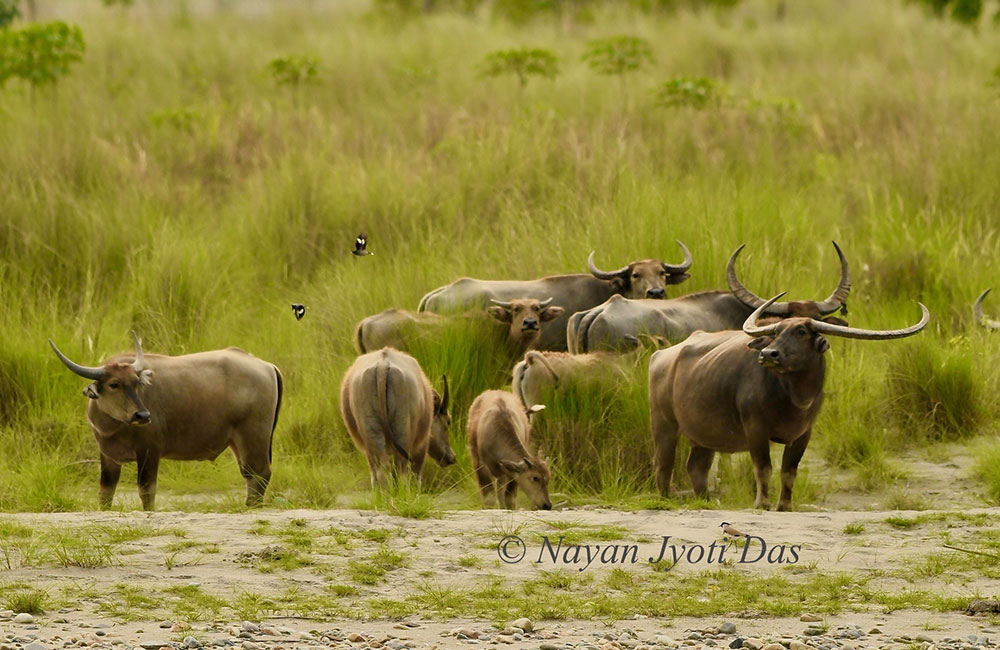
left=1, top=507, right=998, bottom=648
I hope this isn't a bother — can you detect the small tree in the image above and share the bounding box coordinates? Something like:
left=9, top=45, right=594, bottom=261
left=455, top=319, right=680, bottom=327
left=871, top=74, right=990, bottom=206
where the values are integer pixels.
left=268, top=55, right=320, bottom=87
left=0, top=0, right=20, bottom=29
left=654, top=76, right=728, bottom=109
left=0, top=21, right=85, bottom=90
left=479, top=47, right=560, bottom=88
left=582, top=35, right=653, bottom=109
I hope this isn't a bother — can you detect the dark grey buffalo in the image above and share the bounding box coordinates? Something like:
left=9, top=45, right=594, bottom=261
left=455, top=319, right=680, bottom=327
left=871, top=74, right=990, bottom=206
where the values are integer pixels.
left=568, top=242, right=852, bottom=353
left=648, top=294, right=928, bottom=511
left=416, top=243, right=693, bottom=350
left=50, top=333, right=283, bottom=510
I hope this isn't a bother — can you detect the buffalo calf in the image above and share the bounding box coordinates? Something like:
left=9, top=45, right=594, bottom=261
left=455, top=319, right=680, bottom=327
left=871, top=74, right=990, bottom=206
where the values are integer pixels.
left=467, top=390, right=551, bottom=510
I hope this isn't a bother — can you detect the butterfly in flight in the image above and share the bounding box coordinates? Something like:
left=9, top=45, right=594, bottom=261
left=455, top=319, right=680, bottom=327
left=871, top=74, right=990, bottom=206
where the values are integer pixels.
left=353, top=232, right=373, bottom=256
left=291, top=303, right=306, bottom=320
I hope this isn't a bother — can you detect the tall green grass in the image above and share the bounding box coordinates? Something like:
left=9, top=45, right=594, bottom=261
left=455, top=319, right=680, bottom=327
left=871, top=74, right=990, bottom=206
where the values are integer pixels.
left=2, top=0, right=1000, bottom=510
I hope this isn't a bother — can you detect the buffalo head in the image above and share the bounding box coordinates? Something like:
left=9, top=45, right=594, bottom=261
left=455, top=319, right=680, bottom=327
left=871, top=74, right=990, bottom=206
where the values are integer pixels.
left=429, top=375, right=456, bottom=466
left=588, top=241, right=692, bottom=299
left=500, top=454, right=552, bottom=510
left=744, top=293, right=929, bottom=374
left=488, top=298, right=565, bottom=347
left=50, top=332, right=154, bottom=426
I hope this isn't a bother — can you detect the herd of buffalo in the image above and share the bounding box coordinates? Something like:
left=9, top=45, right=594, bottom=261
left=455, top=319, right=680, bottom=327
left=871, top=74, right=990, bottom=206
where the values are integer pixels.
left=60, top=239, right=1000, bottom=512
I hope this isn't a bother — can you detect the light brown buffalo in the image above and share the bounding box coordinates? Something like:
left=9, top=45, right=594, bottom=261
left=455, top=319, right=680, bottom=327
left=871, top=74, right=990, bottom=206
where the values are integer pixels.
left=649, top=294, right=928, bottom=511
left=417, top=243, right=693, bottom=350
left=50, top=333, right=283, bottom=511
left=354, top=299, right=564, bottom=355
left=467, top=390, right=551, bottom=510
left=340, top=347, right=455, bottom=487
left=511, top=349, right=644, bottom=410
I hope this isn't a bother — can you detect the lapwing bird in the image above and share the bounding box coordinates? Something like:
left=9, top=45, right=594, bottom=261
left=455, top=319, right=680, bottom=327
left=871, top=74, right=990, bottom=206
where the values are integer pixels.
left=291, top=303, right=306, bottom=320
left=352, top=232, right=372, bottom=256
left=720, top=522, right=746, bottom=539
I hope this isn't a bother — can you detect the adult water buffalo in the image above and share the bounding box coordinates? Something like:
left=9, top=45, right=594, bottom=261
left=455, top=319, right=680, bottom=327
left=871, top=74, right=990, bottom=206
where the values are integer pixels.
left=648, top=294, right=928, bottom=511
left=417, top=243, right=693, bottom=350
left=974, top=289, right=1000, bottom=329
left=340, top=347, right=455, bottom=487
left=50, top=333, right=283, bottom=511
left=354, top=298, right=564, bottom=354
left=568, top=242, right=852, bottom=353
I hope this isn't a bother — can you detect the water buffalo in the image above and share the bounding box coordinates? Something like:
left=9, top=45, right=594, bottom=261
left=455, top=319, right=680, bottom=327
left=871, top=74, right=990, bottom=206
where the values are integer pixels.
left=49, top=333, right=283, bottom=511
left=340, top=347, right=455, bottom=487
left=354, top=298, right=564, bottom=354
left=567, top=242, right=852, bottom=353
left=467, top=390, right=551, bottom=510
left=974, top=289, right=1000, bottom=329
left=648, top=294, right=928, bottom=511
left=417, top=243, right=693, bottom=350
left=512, top=349, right=644, bottom=410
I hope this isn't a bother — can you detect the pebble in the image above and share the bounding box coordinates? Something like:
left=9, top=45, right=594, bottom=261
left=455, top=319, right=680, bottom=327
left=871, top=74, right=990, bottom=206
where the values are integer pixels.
left=744, top=638, right=763, bottom=650
left=184, top=636, right=202, bottom=648
left=23, top=643, right=48, bottom=650
left=730, top=639, right=744, bottom=649
left=539, top=644, right=560, bottom=650
left=762, top=644, right=785, bottom=650
left=916, top=634, right=934, bottom=643
left=347, top=632, right=365, bottom=642
left=800, top=615, right=821, bottom=623
left=513, top=618, right=534, bottom=633
left=720, top=623, right=737, bottom=635
left=14, top=613, right=35, bottom=624
left=790, top=641, right=810, bottom=650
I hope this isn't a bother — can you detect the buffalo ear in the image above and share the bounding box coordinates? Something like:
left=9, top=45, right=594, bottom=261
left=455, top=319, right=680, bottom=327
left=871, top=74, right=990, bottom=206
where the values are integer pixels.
left=139, top=369, right=154, bottom=386
left=609, top=277, right=626, bottom=292
left=540, top=306, right=564, bottom=321
left=813, top=335, right=830, bottom=353
left=665, top=272, right=691, bottom=285
left=488, top=306, right=512, bottom=323
left=432, top=390, right=443, bottom=412
left=822, top=316, right=849, bottom=327
left=83, top=383, right=99, bottom=399
left=500, top=459, right=524, bottom=474
left=747, top=337, right=772, bottom=351
left=521, top=456, right=534, bottom=469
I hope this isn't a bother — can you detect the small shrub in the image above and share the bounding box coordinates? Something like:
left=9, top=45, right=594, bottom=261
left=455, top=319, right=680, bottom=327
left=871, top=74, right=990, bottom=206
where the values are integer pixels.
left=909, top=0, right=985, bottom=24
left=0, top=0, right=19, bottom=28
left=268, top=55, right=320, bottom=87
left=479, top=48, right=559, bottom=87
left=0, top=21, right=85, bottom=89
left=654, top=75, right=728, bottom=109
left=844, top=522, right=865, bottom=535
left=581, top=35, right=653, bottom=77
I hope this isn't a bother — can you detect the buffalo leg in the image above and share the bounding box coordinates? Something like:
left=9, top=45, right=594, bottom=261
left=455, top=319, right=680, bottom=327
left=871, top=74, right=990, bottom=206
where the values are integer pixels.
left=651, top=417, right=680, bottom=497
left=747, top=442, right=773, bottom=510
left=502, top=479, right=518, bottom=510
left=778, top=429, right=811, bottom=512
left=135, top=448, right=160, bottom=511
left=99, top=453, right=121, bottom=510
left=232, top=436, right=272, bottom=508
left=474, top=466, right=496, bottom=507
left=686, top=445, right=715, bottom=498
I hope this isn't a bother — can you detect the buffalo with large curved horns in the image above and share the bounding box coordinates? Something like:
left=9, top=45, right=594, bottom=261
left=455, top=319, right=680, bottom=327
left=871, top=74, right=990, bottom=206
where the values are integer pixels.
left=649, top=292, right=928, bottom=511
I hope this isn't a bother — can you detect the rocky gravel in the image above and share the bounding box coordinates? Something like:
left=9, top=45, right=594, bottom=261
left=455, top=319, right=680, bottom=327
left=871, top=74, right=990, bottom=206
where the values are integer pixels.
left=2, top=610, right=998, bottom=650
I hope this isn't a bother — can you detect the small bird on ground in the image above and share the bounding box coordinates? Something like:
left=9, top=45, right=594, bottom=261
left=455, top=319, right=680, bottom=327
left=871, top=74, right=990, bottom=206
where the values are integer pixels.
left=720, top=522, right=746, bottom=539
left=291, top=303, right=306, bottom=320
left=352, top=232, right=372, bottom=256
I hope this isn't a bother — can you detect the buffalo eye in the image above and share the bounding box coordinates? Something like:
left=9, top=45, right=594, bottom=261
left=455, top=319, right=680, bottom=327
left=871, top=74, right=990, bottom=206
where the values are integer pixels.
left=532, top=476, right=541, bottom=483
left=632, top=272, right=640, bottom=279
left=108, top=382, right=120, bottom=390
left=796, top=326, right=808, bottom=337
left=659, top=270, right=667, bottom=276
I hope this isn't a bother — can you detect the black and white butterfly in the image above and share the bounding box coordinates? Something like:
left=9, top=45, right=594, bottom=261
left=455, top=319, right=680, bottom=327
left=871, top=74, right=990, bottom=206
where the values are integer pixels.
left=352, top=232, right=372, bottom=256
left=291, top=303, right=306, bottom=320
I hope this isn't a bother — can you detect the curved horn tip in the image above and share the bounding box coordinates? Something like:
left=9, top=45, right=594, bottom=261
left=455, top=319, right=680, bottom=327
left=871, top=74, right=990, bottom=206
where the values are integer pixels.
left=539, top=297, right=554, bottom=308
left=742, top=292, right=788, bottom=337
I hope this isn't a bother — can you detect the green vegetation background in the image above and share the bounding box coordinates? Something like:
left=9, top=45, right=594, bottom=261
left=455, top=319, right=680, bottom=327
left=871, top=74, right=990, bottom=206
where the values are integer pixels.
left=2, top=0, right=1000, bottom=512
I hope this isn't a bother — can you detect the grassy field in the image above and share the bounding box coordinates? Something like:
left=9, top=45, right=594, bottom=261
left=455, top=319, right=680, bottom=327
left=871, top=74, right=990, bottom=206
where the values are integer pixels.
left=2, top=0, right=1000, bottom=512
